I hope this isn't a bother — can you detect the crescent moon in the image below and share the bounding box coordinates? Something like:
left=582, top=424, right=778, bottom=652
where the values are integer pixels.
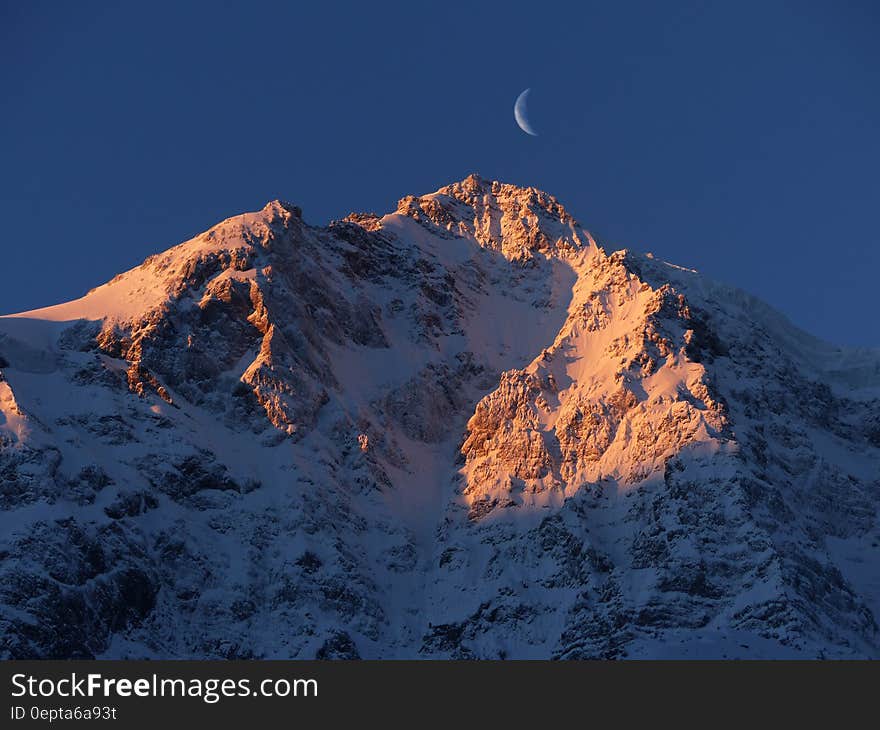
left=514, top=88, right=538, bottom=136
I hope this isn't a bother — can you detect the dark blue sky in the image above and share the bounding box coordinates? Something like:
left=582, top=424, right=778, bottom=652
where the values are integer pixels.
left=2, top=1, right=878, bottom=345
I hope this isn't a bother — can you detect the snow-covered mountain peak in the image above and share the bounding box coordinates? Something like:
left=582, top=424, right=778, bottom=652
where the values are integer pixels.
left=391, top=174, right=594, bottom=261
left=0, top=199, right=309, bottom=328
left=0, top=178, right=878, bottom=660
left=261, top=199, right=303, bottom=218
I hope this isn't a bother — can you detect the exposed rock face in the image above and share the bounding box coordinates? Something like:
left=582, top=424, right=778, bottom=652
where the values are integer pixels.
left=0, top=174, right=878, bottom=659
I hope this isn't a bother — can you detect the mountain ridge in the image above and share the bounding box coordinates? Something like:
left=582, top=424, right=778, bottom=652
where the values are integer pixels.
left=1, top=176, right=878, bottom=659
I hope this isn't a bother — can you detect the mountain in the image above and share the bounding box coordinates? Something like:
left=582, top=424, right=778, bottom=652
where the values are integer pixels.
left=1, top=174, right=878, bottom=659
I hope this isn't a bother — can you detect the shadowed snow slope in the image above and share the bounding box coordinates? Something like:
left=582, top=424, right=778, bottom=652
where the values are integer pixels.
left=1, top=174, right=879, bottom=658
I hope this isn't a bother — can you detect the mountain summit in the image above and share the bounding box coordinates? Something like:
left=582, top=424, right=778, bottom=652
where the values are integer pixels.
left=1, top=177, right=878, bottom=659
